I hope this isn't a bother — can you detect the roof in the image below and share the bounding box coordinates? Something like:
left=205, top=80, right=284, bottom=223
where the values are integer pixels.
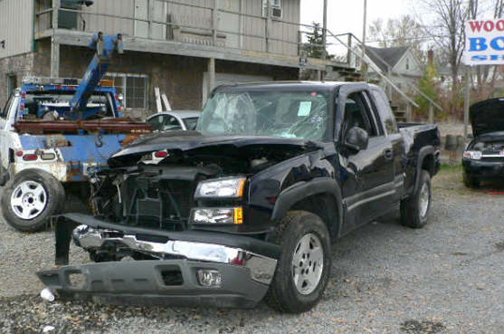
left=365, top=46, right=410, bottom=72
left=215, top=81, right=349, bottom=93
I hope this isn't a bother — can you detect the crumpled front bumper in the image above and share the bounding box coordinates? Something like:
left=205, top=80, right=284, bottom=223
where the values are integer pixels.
left=37, top=214, right=279, bottom=308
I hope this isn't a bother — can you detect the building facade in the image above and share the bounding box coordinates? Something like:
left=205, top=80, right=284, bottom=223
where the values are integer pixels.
left=0, top=0, right=330, bottom=117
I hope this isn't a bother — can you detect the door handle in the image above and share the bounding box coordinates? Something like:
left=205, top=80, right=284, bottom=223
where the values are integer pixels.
left=383, top=149, right=393, bottom=160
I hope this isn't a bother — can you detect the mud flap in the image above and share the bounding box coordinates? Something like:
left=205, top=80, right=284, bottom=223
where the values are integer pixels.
left=54, top=217, right=79, bottom=266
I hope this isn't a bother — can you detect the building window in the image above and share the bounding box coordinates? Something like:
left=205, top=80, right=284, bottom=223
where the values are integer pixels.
left=7, top=75, right=17, bottom=96
left=104, top=73, right=149, bottom=109
left=262, top=0, right=282, bottom=18
left=406, top=58, right=410, bottom=70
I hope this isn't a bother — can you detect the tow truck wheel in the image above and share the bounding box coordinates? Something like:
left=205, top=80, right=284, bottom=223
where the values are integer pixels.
left=400, top=170, right=431, bottom=229
left=265, top=211, right=331, bottom=313
left=1, top=170, right=65, bottom=232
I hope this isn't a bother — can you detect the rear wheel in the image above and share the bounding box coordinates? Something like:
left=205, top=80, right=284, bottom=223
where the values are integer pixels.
left=265, top=211, right=331, bottom=313
left=1, top=170, right=65, bottom=232
left=400, top=170, right=431, bottom=229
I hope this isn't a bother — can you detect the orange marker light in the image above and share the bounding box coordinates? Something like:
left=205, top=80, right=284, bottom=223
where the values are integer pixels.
left=234, top=207, right=244, bottom=225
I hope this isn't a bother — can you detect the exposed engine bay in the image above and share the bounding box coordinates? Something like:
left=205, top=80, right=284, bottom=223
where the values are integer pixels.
left=470, top=140, right=504, bottom=153
left=89, top=140, right=312, bottom=233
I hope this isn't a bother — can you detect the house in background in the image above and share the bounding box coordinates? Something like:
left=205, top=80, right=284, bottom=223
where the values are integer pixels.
left=364, top=46, right=424, bottom=100
left=0, top=0, right=334, bottom=117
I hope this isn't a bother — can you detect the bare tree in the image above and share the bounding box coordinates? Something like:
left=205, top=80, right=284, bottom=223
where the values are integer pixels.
left=368, top=15, right=426, bottom=62
left=417, top=0, right=469, bottom=114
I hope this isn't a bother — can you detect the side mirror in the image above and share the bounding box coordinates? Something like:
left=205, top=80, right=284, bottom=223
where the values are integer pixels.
left=345, top=127, right=369, bottom=152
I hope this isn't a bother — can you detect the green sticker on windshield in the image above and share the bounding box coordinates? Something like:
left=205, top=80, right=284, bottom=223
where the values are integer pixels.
left=298, top=101, right=312, bottom=116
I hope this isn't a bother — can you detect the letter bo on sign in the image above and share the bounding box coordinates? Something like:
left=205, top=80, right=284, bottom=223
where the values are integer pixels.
left=465, top=19, right=504, bottom=65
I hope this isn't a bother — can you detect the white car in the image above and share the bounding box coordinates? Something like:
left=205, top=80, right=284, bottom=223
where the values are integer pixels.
left=147, top=111, right=200, bottom=132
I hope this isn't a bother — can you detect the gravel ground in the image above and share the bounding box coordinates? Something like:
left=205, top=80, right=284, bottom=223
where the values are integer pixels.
left=1, top=166, right=504, bottom=334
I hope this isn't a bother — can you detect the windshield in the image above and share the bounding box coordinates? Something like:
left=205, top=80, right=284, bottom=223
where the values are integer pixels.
left=196, top=90, right=330, bottom=141
left=24, top=91, right=115, bottom=120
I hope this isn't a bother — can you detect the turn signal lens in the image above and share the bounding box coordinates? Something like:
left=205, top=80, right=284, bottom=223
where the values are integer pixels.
left=191, top=207, right=244, bottom=225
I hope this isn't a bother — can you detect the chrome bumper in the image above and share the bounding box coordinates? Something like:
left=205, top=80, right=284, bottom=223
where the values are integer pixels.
left=73, top=225, right=277, bottom=285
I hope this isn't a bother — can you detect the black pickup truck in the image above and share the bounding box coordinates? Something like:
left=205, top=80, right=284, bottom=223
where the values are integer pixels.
left=38, top=82, right=440, bottom=313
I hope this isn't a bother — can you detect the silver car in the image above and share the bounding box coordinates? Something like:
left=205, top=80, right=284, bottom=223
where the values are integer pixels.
left=147, top=110, right=200, bottom=132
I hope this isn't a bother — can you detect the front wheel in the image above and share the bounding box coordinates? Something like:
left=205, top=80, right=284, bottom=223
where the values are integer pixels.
left=400, top=170, right=431, bottom=229
left=463, top=173, right=480, bottom=188
left=1, top=170, right=65, bottom=232
left=265, top=211, right=331, bottom=313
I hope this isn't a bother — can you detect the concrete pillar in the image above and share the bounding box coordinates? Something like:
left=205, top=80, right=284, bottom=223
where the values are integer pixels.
left=208, top=58, right=216, bottom=93
left=51, top=0, right=60, bottom=78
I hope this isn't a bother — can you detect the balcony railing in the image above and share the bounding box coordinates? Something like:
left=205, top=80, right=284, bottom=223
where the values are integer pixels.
left=35, top=0, right=333, bottom=62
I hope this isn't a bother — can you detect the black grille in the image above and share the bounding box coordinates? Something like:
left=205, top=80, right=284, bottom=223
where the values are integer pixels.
left=123, top=177, right=196, bottom=231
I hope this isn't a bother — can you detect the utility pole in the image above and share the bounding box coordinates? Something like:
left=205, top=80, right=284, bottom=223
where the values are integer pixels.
left=322, top=0, right=327, bottom=60
left=321, top=0, right=328, bottom=81
left=361, top=0, right=368, bottom=81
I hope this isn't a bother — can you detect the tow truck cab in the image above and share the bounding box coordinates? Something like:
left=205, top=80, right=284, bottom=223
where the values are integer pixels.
left=0, top=77, right=152, bottom=232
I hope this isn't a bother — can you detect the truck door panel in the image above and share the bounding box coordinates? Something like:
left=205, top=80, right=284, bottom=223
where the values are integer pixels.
left=338, top=90, right=395, bottom=233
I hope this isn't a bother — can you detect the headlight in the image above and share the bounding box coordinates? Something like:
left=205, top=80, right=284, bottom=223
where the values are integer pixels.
left=191, top=207, right=244, bottom=225
left=195, top=177, right=246, bottom=199
left=463, top=151, right=482, bottom=160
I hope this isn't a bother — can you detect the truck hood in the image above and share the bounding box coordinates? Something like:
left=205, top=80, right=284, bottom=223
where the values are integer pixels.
left=470, top=98, right=504, bottom=136
left=108, top=131, right=322, bottom=170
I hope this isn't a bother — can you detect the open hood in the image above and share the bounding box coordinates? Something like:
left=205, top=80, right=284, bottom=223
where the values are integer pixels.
left=108, top=131, right=322, bottom=168
left=470, top=98, right=504, bottom=136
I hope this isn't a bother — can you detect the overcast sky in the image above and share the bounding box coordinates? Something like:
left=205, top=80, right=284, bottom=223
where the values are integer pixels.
left=300, top=0, right=410, bottom=43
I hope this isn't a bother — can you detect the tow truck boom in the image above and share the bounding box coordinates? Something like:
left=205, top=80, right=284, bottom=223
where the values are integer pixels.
left=70, top=32, right=124, bottom=112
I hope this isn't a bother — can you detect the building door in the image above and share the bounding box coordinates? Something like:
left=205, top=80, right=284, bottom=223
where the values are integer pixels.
left=217, top=0, right=241, bottom=49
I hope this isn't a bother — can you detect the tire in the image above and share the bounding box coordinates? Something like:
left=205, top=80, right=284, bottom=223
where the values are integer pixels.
left=463, top=173, right=480, bottom=188
left=400, top=170, right=431, bottom=229
left=1, top=169, right=65, bottom=232
left=265, top=211, right=331, bottom=313
left=0, top=159, right=7, bottom=187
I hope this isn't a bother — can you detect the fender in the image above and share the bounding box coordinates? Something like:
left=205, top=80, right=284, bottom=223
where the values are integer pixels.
left=271, top=177, right=344, bottom=237
left=413, top=146, right=435, bottom=194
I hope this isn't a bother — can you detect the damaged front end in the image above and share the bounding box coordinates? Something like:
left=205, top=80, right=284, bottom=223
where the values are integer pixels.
left=37, top=214, right=279, bottom=308
left=37, top=132, right=320, bottom=307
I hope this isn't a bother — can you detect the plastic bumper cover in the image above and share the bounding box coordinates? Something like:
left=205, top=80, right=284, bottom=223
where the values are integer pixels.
left=37, top=214, right=279, bottom=308
left=37, top=259, right=270, bottom=308
left=463, top=159, right=504, bottom=179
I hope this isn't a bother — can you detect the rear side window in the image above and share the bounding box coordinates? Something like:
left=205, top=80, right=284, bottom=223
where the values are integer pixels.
left=371, top=89, right=399, bottom=134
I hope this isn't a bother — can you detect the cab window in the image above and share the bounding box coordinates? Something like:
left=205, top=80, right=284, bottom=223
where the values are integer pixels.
left=370, top=89, right=399, bottom=134
left=343, top=92, right=378, bottom=138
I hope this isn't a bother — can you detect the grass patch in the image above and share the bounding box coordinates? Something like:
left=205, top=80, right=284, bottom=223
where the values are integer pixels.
left=439, top=163, right=462, bottom=171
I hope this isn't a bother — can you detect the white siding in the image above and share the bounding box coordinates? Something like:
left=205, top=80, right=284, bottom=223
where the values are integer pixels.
left=0, top=0, right=34, bottom=59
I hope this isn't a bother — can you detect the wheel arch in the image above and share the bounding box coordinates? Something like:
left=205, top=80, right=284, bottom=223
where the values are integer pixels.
left=271, top=178, right=343, bottom=240
left=413, top=146, right=435, bottom=194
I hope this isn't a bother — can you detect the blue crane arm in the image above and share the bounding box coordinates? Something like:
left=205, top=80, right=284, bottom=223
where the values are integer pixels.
left=70, top=32, right=123, bottom=112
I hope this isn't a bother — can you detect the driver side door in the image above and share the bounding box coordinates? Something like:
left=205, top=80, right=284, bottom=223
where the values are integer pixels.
left=339, top=89, right=395, bottom=233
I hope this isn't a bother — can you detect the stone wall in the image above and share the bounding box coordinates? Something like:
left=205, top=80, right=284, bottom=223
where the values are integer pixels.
left=0, top=40, right=52, bottom=108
